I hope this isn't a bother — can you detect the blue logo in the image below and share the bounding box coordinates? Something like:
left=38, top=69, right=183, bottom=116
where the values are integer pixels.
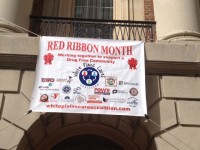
left=48, top=83, right=53, bottom=86
left=127, top=97, right=138, bottom=107
left=79, top=67, right=100, bottom=86
left=64, top=96, right=70, bottom=99
left=62, top=85, right=71, bottom=94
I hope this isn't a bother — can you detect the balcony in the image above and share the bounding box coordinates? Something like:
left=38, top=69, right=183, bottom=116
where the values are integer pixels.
left=30, top=15, right=156, bottom=42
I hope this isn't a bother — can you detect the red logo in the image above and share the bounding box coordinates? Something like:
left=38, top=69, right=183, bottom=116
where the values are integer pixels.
left=40, top=94, right=49, bottom=102
left=52, top=93, right=59, bottom=99
left=94, top=88, right=110, bottom=95
left=128, top=58, right=138, bottom=70
left=42, top=78, right=54, bottom=82
left=50, top=93, right=59, bottom=102
left=88, top=95, right=102, bottom=103
left=44, top=53, right=54, bottom=65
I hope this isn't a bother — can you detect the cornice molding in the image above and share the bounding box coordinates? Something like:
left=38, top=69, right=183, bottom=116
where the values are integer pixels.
left=0, top=54, right=199, bottom=76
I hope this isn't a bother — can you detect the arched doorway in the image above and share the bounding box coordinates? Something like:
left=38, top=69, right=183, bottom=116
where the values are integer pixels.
left=17, top=113, right=156, bottom=150
left=52, top=134, right=123, bottom=150
left=36, top=122, right=139, bottom=150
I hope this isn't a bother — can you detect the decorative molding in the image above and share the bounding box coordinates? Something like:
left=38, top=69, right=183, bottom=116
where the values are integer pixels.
left=0, top=54, right=37, bottom=70
left=158, top=30, right=200, bottom=41
left=0, top=54, right=199, bottom=76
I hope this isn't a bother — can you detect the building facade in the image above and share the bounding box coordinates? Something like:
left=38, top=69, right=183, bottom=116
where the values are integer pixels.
left=0, top=0, right=200, bottom=149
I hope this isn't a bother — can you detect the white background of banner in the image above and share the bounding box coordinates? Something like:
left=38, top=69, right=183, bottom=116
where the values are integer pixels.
left=30, top=36, right=147, bottom=116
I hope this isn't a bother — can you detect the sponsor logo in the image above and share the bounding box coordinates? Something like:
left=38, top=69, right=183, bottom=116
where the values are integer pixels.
left=79, top=67, right=99, bottom=86
left=39, top=84, right=59, bottom=91
left=109, top=98, right=126, bottom=103
left=73, top=87, right=81, bottom=94
left=119, top=81, right=123, bottom=85
left=64, top=96, right=70, bottom=99
left=94, top=88, right=110, bottom=95
left=88, top=95, right=102, bottom=103
left=40, top=88, right=59, bottom=91
left=73, top=63, right=104, bottom=88
left=103, top=97, right=109, bottom=102
left=62, top=85, right=71, bottom=94
left=48, top=83, right=53, bottom=86
left=105, top=76, right=117, bottom=87
left=57, top=76, right=73, bottom=84
left=129, top=88, right=138, bottom=96
left=128, top=57, right=138, bottom=70
left=42, top=78, right=54, bottom=82
left=57, top=79, right=68, bottom=82
left=44, top=53, right=54, bottom=65
left=40, top=94, right=49, bottom=102
left=60, top=96, right=74, bottom=102
left=39, top=83, right=53, bottom=89
left=39, top=86, right=49, bottom=89
left=75, top=94, right=86, bottom=103
left=127, top=97, right=138, bottom=107
left=112, top=89, right=128, bottom=94
left=50, top=93, right=59, bottom=102
left=118, top=81, right=139, bottom=86
left=66, top=76, right=73, bottom=84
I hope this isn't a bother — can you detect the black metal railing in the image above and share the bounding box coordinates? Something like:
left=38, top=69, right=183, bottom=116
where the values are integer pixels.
left=30, top=15, right=156, bottom=42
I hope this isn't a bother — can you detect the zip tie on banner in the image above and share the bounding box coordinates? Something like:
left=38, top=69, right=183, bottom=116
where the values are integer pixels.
left=143, top=114, right=150, bottom=123
left=144, top=114, right=194, bottom=150
left=24, top=110, right=32, bottom=116
left=0, top=17, right=41, bottom=37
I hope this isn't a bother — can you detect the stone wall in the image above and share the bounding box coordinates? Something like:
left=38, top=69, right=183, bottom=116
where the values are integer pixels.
left=0, top=0, right=33, bottom=29
left=0, top=36, right=200, bottom=150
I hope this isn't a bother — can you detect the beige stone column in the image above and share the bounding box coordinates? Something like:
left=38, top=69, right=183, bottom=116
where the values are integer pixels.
left=154, top=0, right=200, bottom=40
left=113, top=0, right=144, bottom=40
left=114, top=0, right=129, bottom=20
left=113, top=0, right=144, bottom=21
left=0, top=0, right=33, bottom=30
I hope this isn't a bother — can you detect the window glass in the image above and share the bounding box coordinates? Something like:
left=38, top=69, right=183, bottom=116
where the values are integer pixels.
left=74, top=0, right=113, bottom=39
left=75, top=0, right=113, bottom=19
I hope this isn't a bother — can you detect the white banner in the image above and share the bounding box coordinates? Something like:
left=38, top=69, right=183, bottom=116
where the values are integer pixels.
left=30, top=36, right=147, bottom=116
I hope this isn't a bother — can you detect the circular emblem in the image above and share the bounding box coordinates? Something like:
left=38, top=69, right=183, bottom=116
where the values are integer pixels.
left=129, top=88, right=138, bottom=96
left=127, top=97, right=138, bottom=107
left=79, top=67, right=100, bottom=86
left=107, top=78, right=116, bottom=85
left=40, top=94, right=49, bottom=102
left=75, top=94, right=86, bottom=103
left=62, top=85, right=71, bottom=94
left=73, top=87, right=81, bottom=94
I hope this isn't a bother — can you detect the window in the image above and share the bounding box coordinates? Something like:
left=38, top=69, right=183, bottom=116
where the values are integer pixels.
left=73, top=0, right=113, bottom=39
left=75, top=0, right=113, bottom=20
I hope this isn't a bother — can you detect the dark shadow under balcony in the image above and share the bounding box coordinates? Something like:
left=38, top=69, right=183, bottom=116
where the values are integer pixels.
left=30, top=15, right=156, bottom=42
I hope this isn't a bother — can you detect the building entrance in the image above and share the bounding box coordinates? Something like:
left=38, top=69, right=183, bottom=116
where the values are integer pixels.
left=51, top=134, right=123, bottom=150
left=17, top=113, right=154, bottom=150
